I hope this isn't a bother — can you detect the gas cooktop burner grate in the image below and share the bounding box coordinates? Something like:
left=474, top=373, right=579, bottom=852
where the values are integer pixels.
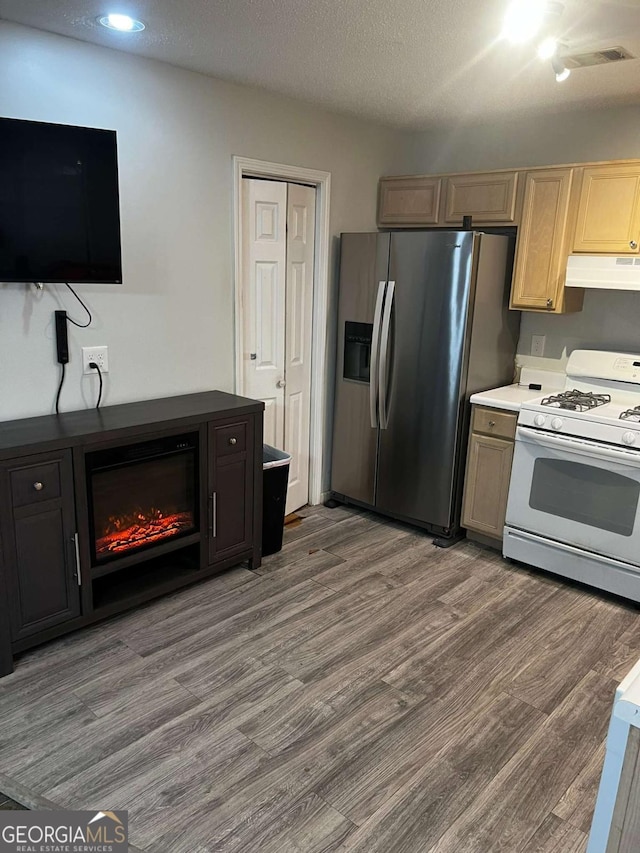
left=540, top=389, right=612, bottom=412
left=620, top=406, right=640, bottom=422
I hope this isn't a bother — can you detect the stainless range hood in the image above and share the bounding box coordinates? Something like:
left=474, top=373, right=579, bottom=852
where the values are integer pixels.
left=566, top=254, right=640, bottom=291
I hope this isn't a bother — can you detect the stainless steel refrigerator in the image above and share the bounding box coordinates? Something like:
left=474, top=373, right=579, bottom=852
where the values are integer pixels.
left=330, top=230, right=520, bottom=542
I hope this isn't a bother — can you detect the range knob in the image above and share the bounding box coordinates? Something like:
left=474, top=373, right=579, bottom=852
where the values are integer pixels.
left=534, top=414, right=546, bottom=427
left=623, top=431, right=637, bottom=446
left=551, top=417, right=564, bottom=431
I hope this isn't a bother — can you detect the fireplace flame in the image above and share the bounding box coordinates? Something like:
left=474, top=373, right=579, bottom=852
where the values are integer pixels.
left=96, top=507, right=194, bottom=558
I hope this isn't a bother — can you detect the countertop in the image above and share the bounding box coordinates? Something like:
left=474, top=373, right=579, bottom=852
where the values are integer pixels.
left=470, top=369, right=566, bottom=413
left=470, top=384, right=542, bottom=412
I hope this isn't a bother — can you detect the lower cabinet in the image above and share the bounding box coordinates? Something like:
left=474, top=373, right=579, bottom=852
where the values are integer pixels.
left=0, top=450, right=80, bottom=641
left=462, top=406, right=517, bottom=544
left=208, top=417, right=255, bottom=564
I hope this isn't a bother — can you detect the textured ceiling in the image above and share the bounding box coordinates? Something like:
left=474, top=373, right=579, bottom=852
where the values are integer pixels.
left=1, top=0, right=639, bottom=128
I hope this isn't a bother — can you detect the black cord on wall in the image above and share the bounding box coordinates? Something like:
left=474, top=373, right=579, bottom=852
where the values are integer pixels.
left=89, top=362, right=103, bottom=409
left=64, top=283, right=92, bottom=328
left=55, top=363, right=66, bottom=414
left=53, top=282, right=94, bottom=414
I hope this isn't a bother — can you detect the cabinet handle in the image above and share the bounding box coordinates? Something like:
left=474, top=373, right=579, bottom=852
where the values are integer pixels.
left=546, top=298, right=553, bottom=309
left=631, top=240, right=638, bottom=250
left=488, top=420, right=496, bottom=428
left=209, top=493, right=217, bottom=538
left=73, top=533, right=82, bottom=586
left=33, top=481, right=44, bottom=491
left=229, top=437, right=237, bottom=446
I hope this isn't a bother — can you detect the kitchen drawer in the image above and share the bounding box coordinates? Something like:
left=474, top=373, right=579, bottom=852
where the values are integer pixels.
left=214, top=422, right=247, bottom=457
left=10, top=461, right=62, bottom=508
left=472, top=406, right=517, bottom=440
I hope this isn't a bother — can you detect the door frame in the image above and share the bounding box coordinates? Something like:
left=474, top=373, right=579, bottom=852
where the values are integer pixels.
left=232, top=156, right=331, bottom=506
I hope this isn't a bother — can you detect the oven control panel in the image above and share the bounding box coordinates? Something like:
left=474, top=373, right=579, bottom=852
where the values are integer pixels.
left=567, top=350, right=640, bottom=385
left=612, top=357, right=640, bottom=383
left=518, top=407, right=640, bottom=450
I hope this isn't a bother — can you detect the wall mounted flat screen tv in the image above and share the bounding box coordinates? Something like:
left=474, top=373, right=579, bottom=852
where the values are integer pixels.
left=0, top=117, right=122, bottom=283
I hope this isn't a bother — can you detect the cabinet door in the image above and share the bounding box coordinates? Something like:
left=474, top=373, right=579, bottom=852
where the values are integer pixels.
left=573, top=164, right=640, bottom=254
left=443, top=171, right=519, bottom=225
left=462, top=432, right=514, bottom=540
left=208, top=419, right=254, bottom=564
left=378, top=176, right=442, bottom=226
left=511, top=168, right=583, bottom=313
left=1, top=450, right=80, bottom=641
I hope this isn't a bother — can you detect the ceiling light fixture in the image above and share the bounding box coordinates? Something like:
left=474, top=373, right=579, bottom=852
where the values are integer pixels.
left=98, top=13, right=145, bottom=32
left=552, top=55, right=571, bottom=81
left=502, top=0, right=547, bottom=44
left=502, top=0, right=564, bottom=45
left=537, top=36, right=559, bottom=60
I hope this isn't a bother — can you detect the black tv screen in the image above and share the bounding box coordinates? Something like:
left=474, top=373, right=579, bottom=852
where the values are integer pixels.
left=0, top=118, right=122, bottom=284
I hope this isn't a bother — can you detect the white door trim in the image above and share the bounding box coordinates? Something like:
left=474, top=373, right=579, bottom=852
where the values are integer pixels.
left=233, top=156, right=331, bottom=507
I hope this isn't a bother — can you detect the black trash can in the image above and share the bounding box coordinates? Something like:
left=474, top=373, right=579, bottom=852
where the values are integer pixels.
left=262, top=445, right=291, bottom=557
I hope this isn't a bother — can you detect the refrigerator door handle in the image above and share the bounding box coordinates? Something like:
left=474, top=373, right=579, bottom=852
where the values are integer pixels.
left=369, top=280, right=387, bottom=428
left=378, top=280, right=395, bottom=430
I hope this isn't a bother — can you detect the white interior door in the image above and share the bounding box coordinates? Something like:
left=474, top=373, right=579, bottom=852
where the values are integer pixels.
left=241, top=178, right=287, bottom=449
left=241, top=178, right=316, bottom=515
left=284, top=184, right=316, bottom=514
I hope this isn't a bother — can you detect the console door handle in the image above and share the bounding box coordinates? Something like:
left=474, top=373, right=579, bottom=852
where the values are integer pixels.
left=209, top=493, right=217, bottom=538
left=73, top=533, right=82, bottom=586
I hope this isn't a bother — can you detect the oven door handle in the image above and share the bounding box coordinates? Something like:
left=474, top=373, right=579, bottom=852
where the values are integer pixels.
left=517, top=426, right=640, bottom=468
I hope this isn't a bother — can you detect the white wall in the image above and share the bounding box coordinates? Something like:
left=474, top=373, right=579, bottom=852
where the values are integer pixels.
left=0, top=21, right=409, bottom=421
left=404, top=107, right=640, bottom=372
left=403, top=105, right=640, bottom=175
left=517, top=291, right=640, bottom=373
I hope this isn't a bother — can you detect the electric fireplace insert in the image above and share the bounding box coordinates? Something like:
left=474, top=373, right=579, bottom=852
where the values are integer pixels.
left=86, top=432, right=199, bottom=566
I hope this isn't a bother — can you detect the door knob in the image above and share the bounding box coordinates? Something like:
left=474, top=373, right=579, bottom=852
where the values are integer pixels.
left=276, top=379, right=286, bottom=388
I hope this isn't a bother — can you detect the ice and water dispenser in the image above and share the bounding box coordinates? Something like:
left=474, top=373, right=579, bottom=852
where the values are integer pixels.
left=343, top=321, right=372, bottom=383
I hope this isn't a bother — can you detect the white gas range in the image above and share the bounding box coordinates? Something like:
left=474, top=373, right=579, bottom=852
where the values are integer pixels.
left=504, top=350, right=640, bottom=602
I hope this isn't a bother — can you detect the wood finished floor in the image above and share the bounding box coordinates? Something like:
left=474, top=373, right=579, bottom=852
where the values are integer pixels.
left=1, top=504, right=638, bottom=852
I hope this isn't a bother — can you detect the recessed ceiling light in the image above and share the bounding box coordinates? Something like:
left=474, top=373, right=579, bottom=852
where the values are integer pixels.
left=98, top=13, right=145, bottom=32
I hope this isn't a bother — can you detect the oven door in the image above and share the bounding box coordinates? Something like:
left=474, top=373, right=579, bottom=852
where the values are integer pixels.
left=506, top=426, right=640, bottom=566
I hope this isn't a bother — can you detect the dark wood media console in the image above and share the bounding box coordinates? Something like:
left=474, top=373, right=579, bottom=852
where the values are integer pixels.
left=0, top=391, right=264, bottom=676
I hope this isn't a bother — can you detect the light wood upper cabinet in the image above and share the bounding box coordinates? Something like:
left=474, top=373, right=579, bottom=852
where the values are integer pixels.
left=443, top=171, right=519, bottom=225
left=572, top=164, right=640, bottom=254
left=511, top=168, right=583, bottom=314
left=378, top=157, right=640, bottom=313
left=378, top=176, right=442, bottom=226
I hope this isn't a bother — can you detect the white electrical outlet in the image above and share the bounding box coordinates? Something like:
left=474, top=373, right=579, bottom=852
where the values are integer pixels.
left=82, top=346, right=109, bottom=375
left=531, top=335, right=546, bottom=358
